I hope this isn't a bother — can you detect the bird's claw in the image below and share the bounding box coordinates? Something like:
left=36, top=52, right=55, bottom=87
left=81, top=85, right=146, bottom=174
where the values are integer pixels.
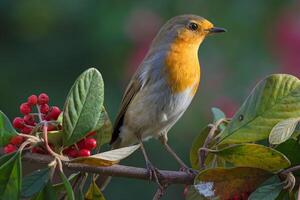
left=146, top=161, right=163, bottom=189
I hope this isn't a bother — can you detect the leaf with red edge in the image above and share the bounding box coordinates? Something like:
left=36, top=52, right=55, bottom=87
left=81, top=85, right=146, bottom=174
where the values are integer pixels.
left=193, top=167, right=271, bottom=200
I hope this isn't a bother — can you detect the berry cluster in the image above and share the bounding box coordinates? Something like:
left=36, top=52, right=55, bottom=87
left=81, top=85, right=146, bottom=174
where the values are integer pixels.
left=4, top=93, right=96, bottom=158
left=63, top=132, right=97, bottom=158
left=4, top=93, right=61, bottom=154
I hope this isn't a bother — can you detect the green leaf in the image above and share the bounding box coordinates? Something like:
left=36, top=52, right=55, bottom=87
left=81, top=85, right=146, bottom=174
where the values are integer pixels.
left=269, top=118, right=300, bottom=145
left=276, top=139, right=300, bottom=167
left=211, top=107, right=226, bottom=123
left=59, top=172, right=75, bottom=200
left=0, top=110, right=18, bottom=147
left=0, top=151, right=22, bottom=200
left=194, top=167, right=271, bottom=200
left=95, top=107, right=112, bottom=147
left=208, top=144, right=290, bottom=172
left=218, top=74, right=300, bottom=144
left=211, top=107, right=227, bottom=131
left=32, top=181, right=57, bottom=200
left=22, top=168, right=50, bottom=198
left=85, top=180, right=106, bottom=200
left=53, top=172, right=80, bottom=192
left=63, top=68, right=104, bottom=146
left=189, top=127, right=211, bottom=169
left=249, top=175, right=283, bottom=200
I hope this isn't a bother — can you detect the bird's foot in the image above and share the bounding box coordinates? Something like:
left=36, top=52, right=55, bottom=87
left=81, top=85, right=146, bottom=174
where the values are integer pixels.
left=179, top=166, right=198, bottom=175
left=146, top=161, right=163, bottom=189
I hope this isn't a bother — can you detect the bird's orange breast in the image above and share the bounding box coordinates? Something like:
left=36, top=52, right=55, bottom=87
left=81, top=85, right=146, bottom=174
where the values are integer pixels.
left=164, top=38, right=200, bottom=96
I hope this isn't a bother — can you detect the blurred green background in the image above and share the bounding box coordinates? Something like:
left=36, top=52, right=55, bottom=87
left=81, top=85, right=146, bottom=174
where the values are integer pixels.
left=1, top=0, right=300, bottom=199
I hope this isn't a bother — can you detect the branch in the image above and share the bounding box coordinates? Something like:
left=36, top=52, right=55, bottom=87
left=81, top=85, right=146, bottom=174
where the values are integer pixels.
left=21, top=152, right=195, bottom=185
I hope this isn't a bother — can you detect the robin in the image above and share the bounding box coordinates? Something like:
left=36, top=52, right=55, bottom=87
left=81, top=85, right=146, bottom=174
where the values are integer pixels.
left=110, top=14, right=226, bottom=184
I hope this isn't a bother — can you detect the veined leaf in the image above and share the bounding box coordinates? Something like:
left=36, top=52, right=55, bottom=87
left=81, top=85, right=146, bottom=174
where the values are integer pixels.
left=194, top=167, right=271, bottom=200
left=70, top=145, right=140, bottom=166
left=208, top=144, right=290, bottom=172
left=0, top=110, right=18, bottom=147
left=269, top=118, right=300, bottom=145
left=218, top=74, right=300, bottom=144
left=249, top=175, right=283, bottom=200
left=0, top=152, right=22, bottom=199
left=85, top=180, right=106, bottom=200
left=59, top=172, right=75, bottom=200
left=32, top=181, right=57, bottom=200
left=22, top=168, right=50, bottom=198
left=190, top=127, right=211, bottom=169
left=63, top=68, right=104, bottom=146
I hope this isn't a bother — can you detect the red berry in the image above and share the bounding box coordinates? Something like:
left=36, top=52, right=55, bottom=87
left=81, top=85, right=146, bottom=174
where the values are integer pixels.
left=77, top=139, right=85, bottom=149
left=87, top=131, right=96, bottom=137
left=13, top=117, right=25, bottom=129
left=4, top=144, right=17, bottom=154
left=27, top=95, right=38, bottom=106
left=23, top=114, right=35, bottom=125
left=20, top=103, right=31, bottom=115
left=10, top=136, right=24, bottom=145
left=78, top=149, right=90, bottom=157
left=21, top=126, right=33, bottom=134
left=84, top=138, right=97, bottom=150
left=38, top=93, right=49, bottom=105
left=40, top=104, right=49, bottom=114
left=67, top=149, right=79, bottom=158
left=48, top=106, right=61, bottom=120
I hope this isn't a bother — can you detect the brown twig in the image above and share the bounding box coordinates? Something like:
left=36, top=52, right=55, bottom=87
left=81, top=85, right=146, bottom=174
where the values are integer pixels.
left=152, top=184, right=168, bottom=200
left=20, top=152, right=195, bottom=185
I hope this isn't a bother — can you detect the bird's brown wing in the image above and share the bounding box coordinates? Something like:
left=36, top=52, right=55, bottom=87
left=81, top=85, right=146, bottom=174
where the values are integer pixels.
left=109, top=77, right=142, bottom=145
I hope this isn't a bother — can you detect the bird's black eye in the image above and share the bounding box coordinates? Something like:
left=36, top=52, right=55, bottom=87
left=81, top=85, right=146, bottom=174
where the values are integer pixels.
left=188, top=22, right=198, bottom=31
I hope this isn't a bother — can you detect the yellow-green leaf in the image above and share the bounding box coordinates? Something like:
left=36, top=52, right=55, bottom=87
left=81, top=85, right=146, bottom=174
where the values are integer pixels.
left=218, top=74, right=300, bottom=145
left=208, top=144, right=290, bottom=172
left=194, top=167, right=271, bottom=200
left=85, top=180, right=106, bottom=200
left=70, top=145, right=140, bottom=166
left=269, top=118, right=300, bottom=145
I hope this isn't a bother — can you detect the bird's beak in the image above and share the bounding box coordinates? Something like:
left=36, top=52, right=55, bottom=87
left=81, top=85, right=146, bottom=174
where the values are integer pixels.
left=208, top=27, right=227, bottom=34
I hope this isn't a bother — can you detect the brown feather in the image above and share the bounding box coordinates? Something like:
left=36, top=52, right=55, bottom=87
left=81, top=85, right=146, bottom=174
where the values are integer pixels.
left=110, top=77, right=142, bottom=145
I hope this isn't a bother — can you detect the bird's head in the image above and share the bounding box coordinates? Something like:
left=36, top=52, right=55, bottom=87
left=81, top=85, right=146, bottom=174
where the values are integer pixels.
left=151, top=15, right=226, bottom=49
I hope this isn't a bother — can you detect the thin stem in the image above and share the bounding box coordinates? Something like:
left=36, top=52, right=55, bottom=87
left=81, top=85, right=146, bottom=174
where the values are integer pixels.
left=19, top=152, right=194, bottom=185
left=36, top=105, right=43, bottom=123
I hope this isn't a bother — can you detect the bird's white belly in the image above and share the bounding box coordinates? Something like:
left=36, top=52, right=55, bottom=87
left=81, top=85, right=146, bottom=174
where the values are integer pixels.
left=118, top=81, right=195, bottom=147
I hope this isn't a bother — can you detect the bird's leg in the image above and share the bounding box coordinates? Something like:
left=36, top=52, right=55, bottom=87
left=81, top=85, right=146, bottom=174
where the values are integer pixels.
left=138, top=137, right=162, bottom=188
left=159, top=134, right=197, bottom=175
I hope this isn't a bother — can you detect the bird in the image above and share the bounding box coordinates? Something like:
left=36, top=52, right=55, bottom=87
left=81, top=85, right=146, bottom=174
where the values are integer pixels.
left=110, top=14, right=226, bottom=185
